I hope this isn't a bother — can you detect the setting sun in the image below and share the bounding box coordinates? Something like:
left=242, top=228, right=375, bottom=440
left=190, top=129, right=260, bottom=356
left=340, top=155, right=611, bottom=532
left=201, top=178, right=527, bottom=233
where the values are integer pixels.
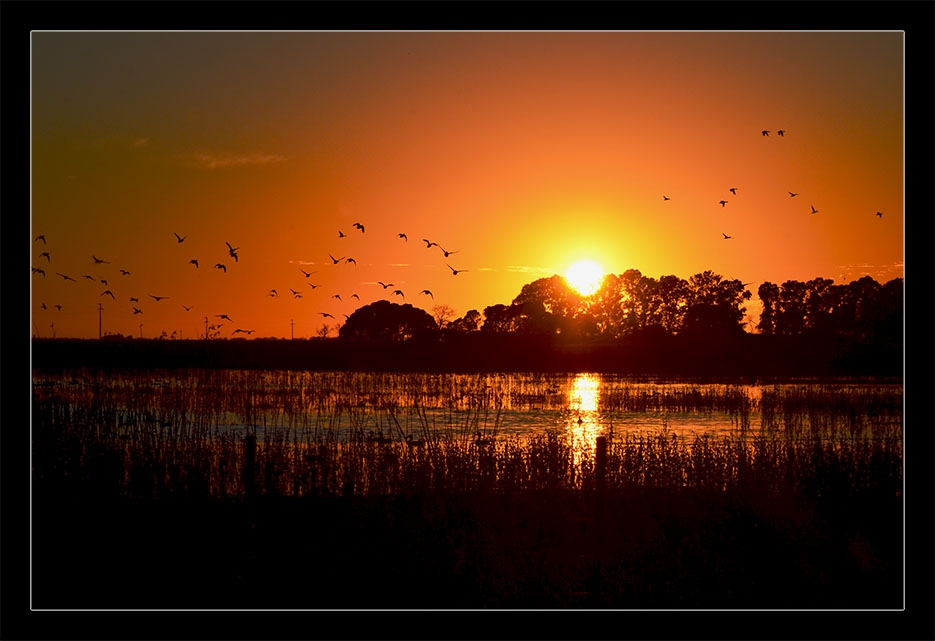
left=565, top=259, right=605, bottom=296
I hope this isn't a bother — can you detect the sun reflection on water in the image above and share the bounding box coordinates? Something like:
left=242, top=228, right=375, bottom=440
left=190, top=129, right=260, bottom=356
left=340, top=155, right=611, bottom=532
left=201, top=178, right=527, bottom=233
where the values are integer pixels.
left=567, top=373, right=602, bottom=463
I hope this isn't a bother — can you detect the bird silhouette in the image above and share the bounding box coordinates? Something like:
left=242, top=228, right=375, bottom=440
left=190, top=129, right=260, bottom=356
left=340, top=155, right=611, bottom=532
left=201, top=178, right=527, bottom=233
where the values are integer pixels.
left=55, top=272, right=76, bottom=282
left=39, top=252, right=50, bottom=262
left=214, top=263, right=227, bottom=272
left=232, top=328, right=255, bottom=335
left=811, top=206, right=819, bottom=214
left=447, top=264, right=468, bottom=275
left=269, top=289, right=278, bottom=297
left=290, top=288, right=300, bottom=297
left=120, top=269, right=131, bottom=276
left=100, top=279, right=108, bottom=286
left=722, top=233, right=732, bottom=239
left=35, top=235, right=46, bottom=244
left=876, top=211, right=883, bottom=218
left=777, top=129, right=786, bottom=136
left=101, top=290, right=115, bottom=298
left=320, top=312, right=334, bottom=319
left=92, top=255, right=110, bottom=264
left=392, top=290, right=405, bottom=300
left=150, top=295, right=169, bottom=302
left=32, top=267, right=46, bottom=277
left=226, top=242, right=239, bottom=262
left=308, top=283, right=321, bottom=289
left=729, top=187, right=738, bottom=195
left=338, top=230, right=347, bottom=238
left=190, top=259, right=200, bottom=268
left=345, top=257, right=357, bottom=265
left=761, top=130, right=770, bottom=136
left=789, top=192, right=798, bottom=198
left=420, top=289, right=434, bottom=300
left=174, top=233, right=187, bottom=243
left=130, top=297, right=139, bottom=303
left=377, top=281, right=394, bottom=289
left=55, top=305, right=63, bottom=311
left=332, top=294, right=342, bottom=301
left=719, top=200, right=728, bottom=208
left=663, top=195, right=670, bottom=201
left=329, top=254, right=345, bottom=264
left=41, top=303, right=47, bottom=310
left=437, top=245, right=459, bottom=258
left=422, top=239, right=437, bottom=248
left=300, top=269, right=316, bottom=278
left=216, top=314, right=232, bottom=322
left=183, top=305, right=193, bottom=311
left=353, top=222, right=365, bottom=233
left=351, top=293, right=360, bottom=300
left=83, top=274, right=96, bottom=281
left=398, top=233, right=408, bottom=241
left=133, top=307, right=142, bottom=315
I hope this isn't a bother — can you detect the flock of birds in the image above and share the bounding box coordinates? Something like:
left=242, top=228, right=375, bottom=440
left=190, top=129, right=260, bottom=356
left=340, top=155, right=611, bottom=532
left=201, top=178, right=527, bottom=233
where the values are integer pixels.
left=32, top=129, right=891, bottom=338
left=32, top=218, right=471, bottom=338
left=660, top=129, right=886, bottom=241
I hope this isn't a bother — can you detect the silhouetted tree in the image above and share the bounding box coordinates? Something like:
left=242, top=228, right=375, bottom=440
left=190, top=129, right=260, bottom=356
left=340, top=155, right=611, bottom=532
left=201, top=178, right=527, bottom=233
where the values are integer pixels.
left=449, top=309, right=482, bottom=332
left=339, top=300, right=437, bottom=341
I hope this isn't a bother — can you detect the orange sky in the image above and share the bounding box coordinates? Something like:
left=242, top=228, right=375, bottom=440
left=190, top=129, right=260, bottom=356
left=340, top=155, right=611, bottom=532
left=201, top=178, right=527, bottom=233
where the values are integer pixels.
left=30, top=31, right=904, bottom=340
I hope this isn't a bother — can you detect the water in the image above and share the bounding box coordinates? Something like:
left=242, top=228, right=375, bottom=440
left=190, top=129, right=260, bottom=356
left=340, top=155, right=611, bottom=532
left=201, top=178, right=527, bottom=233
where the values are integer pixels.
left=33, top=370, right=903, bottom=453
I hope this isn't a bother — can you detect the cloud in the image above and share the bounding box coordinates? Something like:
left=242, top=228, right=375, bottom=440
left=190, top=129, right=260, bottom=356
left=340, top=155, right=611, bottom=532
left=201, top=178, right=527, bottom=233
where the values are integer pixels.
left=181, top=151, right=287, bottom=170
left=502, top=265, right=556, bottom=275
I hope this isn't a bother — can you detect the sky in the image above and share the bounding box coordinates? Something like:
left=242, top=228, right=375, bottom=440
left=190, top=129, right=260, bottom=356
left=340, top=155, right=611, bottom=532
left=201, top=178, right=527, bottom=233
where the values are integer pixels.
left=30, top=31, right=904, bottom=340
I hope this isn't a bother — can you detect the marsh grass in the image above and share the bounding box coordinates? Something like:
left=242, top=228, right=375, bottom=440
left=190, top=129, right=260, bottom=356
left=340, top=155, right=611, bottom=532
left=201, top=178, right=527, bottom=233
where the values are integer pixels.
left=31, top=369, right=903, bottom=609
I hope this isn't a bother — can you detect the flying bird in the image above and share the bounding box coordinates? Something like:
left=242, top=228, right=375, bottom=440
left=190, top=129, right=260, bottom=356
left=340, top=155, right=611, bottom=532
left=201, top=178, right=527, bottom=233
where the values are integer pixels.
left=663, top=195, right=670, bottom=201
left=329, top=254, right=345, bottom=264
left=120, top=269, right=131, bottom=276
left=35, top=235, right=46, bottom=244
left=216, top=314, right=232, bottom=322
left=761, top=130, right=770, bottom=136
left=183, top=305, right=193, bottom=311
left=133, top=307, right=142, bottom=315
left=719, top=200, right=728, bottom=208
left=55, top=305, right=63, bottom=311
left=83, top=275, right=97, bottom=281
left=308, top=283, right=321, bottom=289
left=320, top=312, right=334, bottom=319
left=876, top=211, right=883, bottom=218
left=190, top=259, right=200, bottom=268
left=101, top=290, right=115, bottom=299
left=300, top=269, right=316, bottom=278
left=345, top=257, right=357, bottom=265
left=232, top=328, right=254, bottom=335
left=353, top=222, right=365, bottom=233
left=422, top=239, right=437, bottom=248
left=100, top=279, right=108, bottom=286
left=729, top=187, right=738, bottom=195
left=32, top=267, right=45, bottom=277
left=39, top=252, right=50, bottom=262
left=92, top=255, right=110, bottom=264
left=392, top=290, right=405, bottom=300
left=351, top=293, right=360, bottom=300
left=214, top=263, right=227, bottom=272
left=420, top=290, right=434, bottom=300
left=811, top=206, right=819, bottom=214
left=332, top=294, right=342, bottom=301
left=226, top=242, right=239, bottom=262
left=777, top=129, right=786, bottom=136
left=174, top=233, right=187, bottom=243
left=41, top=303, right=47, bottom=310
left=789, top=192, right=798, bottom=197
left=130, top=297, right=139, bottom=303
left=377, top=281, right=394, bottom=289
left=437, top=245, right=459, bottom=258
left=722, top=233, right=732, bottom=239
left=150, top=295, right=169, bottom=302
left=338, top=230, right=347, bottom=238
left=55, top=272, right=76, bottom=282
left=447, top=264, right=468, bottom=275
left=269, top=289, right=278, bottom=297
left=398, top=233, right=408, bottom=241
left=290, top=288, right=300, bottom=297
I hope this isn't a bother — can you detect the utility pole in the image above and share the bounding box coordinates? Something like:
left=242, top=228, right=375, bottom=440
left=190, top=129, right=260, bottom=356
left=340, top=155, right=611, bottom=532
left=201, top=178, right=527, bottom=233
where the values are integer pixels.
left=290, top=319, right=295, bottom=340
left=98, top=303, right=103, bottom=339
left=139, top=323, right=143, bottom=339
left=204, top=316, right=209, bottom=340
left=50, top=322, right=55, bottom=339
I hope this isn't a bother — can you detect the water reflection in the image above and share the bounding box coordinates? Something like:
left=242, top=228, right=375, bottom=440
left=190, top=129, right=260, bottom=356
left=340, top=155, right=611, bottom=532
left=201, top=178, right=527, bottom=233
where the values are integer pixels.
left=566, top=373, right=602, bottom=463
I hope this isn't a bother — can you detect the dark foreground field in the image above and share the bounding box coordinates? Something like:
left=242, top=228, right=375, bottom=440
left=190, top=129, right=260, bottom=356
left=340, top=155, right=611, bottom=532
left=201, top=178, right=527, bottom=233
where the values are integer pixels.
left=33, top=483, right=902, bottom=610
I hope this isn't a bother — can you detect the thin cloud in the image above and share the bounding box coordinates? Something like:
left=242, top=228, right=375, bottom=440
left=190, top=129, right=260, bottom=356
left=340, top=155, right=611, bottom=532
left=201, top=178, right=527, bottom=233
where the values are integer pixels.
left=181, top=151, right=287, bottom=170
left=502, top=265, right=556, bottom=275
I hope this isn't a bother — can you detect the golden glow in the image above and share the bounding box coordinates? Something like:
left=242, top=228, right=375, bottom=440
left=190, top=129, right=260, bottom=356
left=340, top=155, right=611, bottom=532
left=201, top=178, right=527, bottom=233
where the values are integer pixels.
left=564, top=260, right=604, bottom=296
left=567, top=373, right=602, bottom=465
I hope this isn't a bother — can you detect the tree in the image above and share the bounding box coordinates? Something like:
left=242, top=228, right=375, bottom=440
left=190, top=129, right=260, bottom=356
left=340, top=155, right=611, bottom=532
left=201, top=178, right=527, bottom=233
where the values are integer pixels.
left=449, top=309, right=482, bottom=332
left=339, top=300, right=437, bottom=341
left=432, top=304, right=456, bottom=330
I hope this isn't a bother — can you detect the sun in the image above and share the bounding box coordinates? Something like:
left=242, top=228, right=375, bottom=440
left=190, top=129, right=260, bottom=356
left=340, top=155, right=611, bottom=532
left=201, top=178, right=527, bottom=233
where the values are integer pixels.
left=564, top=259, right=605, bottom=296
